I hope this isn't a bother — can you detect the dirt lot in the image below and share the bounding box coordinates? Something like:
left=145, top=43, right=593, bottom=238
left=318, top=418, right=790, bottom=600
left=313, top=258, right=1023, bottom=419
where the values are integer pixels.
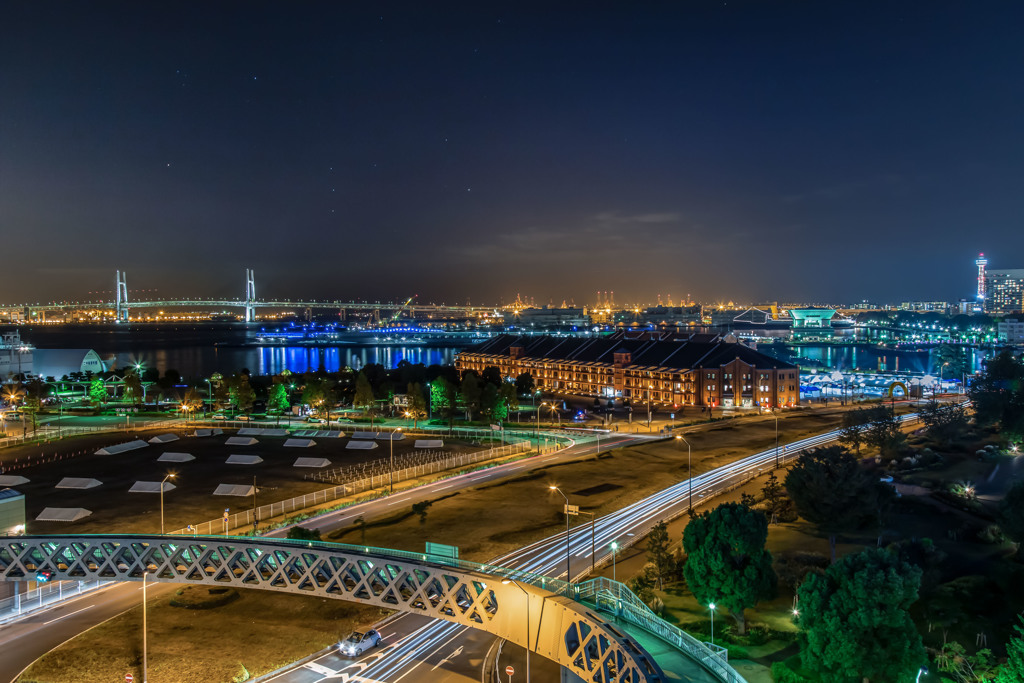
left=5, top=427, right=484, bottom=535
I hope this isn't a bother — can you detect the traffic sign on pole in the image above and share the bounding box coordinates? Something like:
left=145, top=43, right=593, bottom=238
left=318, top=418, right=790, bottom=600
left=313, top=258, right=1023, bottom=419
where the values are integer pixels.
left=505, top=665, right=515, bottom=676
left=125, top=674, right=134, bottom=683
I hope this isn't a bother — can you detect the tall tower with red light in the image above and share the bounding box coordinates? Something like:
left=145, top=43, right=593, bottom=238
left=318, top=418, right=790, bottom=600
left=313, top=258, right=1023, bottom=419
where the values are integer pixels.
left=976, top=253, right=988, bottom=301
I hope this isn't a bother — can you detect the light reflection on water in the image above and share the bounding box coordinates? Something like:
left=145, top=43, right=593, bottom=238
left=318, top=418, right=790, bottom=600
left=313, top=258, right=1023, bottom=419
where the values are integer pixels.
left=255, top=345, right=459, bottom=375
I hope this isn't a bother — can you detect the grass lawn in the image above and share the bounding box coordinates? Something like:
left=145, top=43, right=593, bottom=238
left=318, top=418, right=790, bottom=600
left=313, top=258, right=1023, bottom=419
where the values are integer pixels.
left=19, top=587, right=386, bottom=683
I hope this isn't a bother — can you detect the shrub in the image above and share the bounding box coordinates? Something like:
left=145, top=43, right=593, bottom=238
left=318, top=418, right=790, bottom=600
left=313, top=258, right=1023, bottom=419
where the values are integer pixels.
left=771, top=660, right=815, bottom=683
left=169, top=586, right=240, bottom=610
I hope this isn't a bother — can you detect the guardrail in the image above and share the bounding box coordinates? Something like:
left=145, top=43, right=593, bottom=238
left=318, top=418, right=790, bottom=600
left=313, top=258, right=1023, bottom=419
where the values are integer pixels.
left=0, top=579, right=107, bottom=623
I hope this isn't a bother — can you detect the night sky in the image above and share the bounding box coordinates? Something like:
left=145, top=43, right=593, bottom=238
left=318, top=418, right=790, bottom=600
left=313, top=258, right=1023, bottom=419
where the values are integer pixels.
left=2, top=2, right=1022, bottom=307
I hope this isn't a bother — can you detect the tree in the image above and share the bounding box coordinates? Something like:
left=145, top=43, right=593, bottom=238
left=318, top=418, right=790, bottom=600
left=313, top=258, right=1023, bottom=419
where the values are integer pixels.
left=935, top=343, right=970, bottom=384
left=228, top=374, right=255, bottom=414
left=785, top=446, right=895, bottom=563
left=459, top=372, right=481, bottom=420
left=500, top=380, right=519, bottom=415
left=919, top=400, right=968, bottom=446
left=430, top=376, right=459, bottom=430
left=996, top=614, right=1024, bottom=682
left=412, top=500, right=432, bottom=525
left=181, top=387, right=203, bottom=416
left=123, top=370, right=144, bottom=406
left=761, top=472, right=785, bottom=521
left=864, top=406, right=906, bottom=458
left=286, top=526, right=322, bottom=541
left=839, top=408, right=870, bottom=455
left=515, top=372, right=535, bottom=397
left=683, top=502, right=777, bottom=635
left=267, top=380, right=290, bottom=414
left=970, top=350, right=1024, bottom=437
left=480, top=383, right=501, bottom=422
left=998, top=480, right=1024, bottom=559
left=797, top=548, right=926, bottom=683
left=406, top=382, right=428, bottom=427
left=481, top=365, right=502, bottom=387
left=353, top=372, right=376, bottom=416
left=88, top=377, right=107, bottom=406
left=936, top=641, right=997, bottom=683
left=646, top=521, right=672, bottom=589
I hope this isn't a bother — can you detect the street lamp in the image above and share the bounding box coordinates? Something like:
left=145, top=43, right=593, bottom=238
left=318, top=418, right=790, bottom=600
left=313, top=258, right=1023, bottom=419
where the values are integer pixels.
left=142, top=570, right=151, bottom=683
left=709, top=602, right=716, bottom=646
left=773, top=410, right=780, bottom=469
left=535, top=402, right=547, bottom=440
left=610, top=541, right=618, bottom=583
left=676, top=435, right=692, bottom=511
left=939, top=362, right=949, bottom=397
left=916, top=666, right=929, bottom=682
left=501, top=578, right=531, bottom=682
left=549, top=486, right=571, bottom=592
left=159, top=473, right=176, bottom=534
left=389, top=427, right=403, bottom=493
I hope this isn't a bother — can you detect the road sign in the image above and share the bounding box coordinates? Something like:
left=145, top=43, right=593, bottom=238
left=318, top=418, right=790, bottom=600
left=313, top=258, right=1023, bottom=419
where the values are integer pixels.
left=564, top=504, right=580, bottom=516
left=125, top=674, right=134, bottom=683
left=505, top=665, right=515, bottom=676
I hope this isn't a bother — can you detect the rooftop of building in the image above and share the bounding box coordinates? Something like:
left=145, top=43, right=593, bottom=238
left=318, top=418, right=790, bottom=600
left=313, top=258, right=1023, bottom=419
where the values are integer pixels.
left=461, top=332, right=798, bottom=370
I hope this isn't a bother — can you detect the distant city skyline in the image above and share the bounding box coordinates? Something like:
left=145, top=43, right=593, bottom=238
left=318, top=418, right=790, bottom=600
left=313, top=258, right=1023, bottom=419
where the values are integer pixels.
left=2, top=3, right=1023, bottom=305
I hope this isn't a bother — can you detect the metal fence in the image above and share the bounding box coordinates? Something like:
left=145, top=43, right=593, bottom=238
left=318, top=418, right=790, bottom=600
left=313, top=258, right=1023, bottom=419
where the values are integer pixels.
left=0, top=579, right=107, bottom=623
left=169, top=438, right=538, bottom=536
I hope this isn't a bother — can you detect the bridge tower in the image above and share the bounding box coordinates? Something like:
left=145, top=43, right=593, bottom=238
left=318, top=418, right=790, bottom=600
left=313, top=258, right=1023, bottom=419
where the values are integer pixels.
left=244, top=268, right=256, bottom=322
left=115, top=270, right=129, bottom=322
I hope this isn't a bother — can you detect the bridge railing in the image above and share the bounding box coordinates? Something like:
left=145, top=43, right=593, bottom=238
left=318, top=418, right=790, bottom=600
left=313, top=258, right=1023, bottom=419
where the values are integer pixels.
left=576, top=577, right=744, bottom=683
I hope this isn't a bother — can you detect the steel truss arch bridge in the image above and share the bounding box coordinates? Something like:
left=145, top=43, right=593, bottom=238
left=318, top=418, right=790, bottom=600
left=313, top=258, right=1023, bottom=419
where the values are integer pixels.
left=1, top=535, right=665, bottom=683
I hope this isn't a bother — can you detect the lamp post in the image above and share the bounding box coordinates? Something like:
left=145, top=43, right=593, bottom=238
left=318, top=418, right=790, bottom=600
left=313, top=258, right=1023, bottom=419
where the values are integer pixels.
left=389, top=427, right=403, bottom=493
left=535, top=402, right=546, bottom=440
left=610, top=541, right=618, bottom=583
left=773, top=410, right=780, bottom=469
left=142, top=570, right=151, bottom=683
left=939, top=362, right=949, bottom=397
left=646, top=385, right=653, bottom=430
left=709, top=602, right=716, bottom=646
left=159, top=473, right=176, bottom=534
left=204, top=378, right=212, bottom=416
left=549, top=486, right=571, bottom=592
left=501, top=578, right=531, bottom=682
left=916, top=666, right=929, bottom=682
left=676, top=435, right=692, bottom=511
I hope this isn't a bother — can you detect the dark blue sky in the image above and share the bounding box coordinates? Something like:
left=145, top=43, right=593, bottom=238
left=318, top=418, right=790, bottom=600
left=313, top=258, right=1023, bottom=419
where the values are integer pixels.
left=2, top=2, right=1022, bottom=306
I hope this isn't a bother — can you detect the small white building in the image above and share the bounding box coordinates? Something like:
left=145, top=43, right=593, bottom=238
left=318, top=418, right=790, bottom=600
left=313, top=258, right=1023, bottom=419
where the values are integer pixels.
left=998, top=319, right=1024, bottom=344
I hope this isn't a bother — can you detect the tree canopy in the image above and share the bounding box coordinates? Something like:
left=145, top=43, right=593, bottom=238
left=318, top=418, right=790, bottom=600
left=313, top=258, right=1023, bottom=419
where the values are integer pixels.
left=682, top=502, right=777, bottom=634
left=998, top=480, right=1024, bottom=559
left=797, top=547, right=925, bottom=683
left=784, top=446, right=895, bottom=562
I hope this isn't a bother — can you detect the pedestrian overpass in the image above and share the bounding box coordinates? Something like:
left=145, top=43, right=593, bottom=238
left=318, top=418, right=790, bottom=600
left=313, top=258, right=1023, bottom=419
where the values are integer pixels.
left=0, top=535, right=744, bottom=683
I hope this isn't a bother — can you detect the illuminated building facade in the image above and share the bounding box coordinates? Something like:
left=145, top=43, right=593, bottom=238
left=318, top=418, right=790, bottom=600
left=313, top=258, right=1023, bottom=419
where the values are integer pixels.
left=985, top=269, right=1024, bottom=313
left=456, top=332, right=800, bottom=409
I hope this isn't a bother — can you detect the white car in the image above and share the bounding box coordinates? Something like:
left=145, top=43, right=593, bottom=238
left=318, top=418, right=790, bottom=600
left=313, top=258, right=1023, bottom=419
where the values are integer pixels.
left=339, top=629, right=381, bottom=657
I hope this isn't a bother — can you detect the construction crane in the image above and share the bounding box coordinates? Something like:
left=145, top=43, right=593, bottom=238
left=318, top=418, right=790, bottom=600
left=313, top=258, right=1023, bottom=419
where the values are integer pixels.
left=387, top=294, right=415, bottom=325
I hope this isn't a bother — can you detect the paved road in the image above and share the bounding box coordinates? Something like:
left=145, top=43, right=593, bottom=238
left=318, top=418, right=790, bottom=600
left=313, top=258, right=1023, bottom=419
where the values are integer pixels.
left=266, top=420, right=872, bottom=683
left=0, top=582, right=177, bottom=683
left=0, top=430, right=634, bottom=683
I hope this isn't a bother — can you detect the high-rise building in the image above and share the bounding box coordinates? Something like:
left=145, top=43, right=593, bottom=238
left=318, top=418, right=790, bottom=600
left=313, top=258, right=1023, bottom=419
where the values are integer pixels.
left=986, top=269, right=1024, bottom=313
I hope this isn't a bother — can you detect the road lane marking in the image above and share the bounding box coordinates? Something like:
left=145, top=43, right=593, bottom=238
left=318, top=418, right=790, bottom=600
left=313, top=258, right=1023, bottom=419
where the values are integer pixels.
left=43, top=605, right=94, bottom=625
